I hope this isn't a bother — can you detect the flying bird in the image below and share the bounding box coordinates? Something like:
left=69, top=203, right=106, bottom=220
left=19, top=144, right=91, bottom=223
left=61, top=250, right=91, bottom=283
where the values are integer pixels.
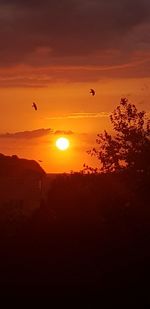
left=90, top=89, right=96, bottom=96
left=32, top=102, right=37, bottom=111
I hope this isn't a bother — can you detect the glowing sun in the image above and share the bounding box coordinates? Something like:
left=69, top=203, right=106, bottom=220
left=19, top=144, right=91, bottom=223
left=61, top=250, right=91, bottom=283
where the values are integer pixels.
left=55, top=137, right=70, bottom=151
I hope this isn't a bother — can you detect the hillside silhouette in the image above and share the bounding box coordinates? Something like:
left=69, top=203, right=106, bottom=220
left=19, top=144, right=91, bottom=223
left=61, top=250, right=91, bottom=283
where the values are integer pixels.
left=0, top=153, right=45, bottom=177
left=0, top=154, right=45, bottom=229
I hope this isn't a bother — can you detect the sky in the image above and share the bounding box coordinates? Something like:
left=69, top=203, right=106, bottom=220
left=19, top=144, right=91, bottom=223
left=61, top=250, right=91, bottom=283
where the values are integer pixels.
left=0, top=0, right=150, bottom=172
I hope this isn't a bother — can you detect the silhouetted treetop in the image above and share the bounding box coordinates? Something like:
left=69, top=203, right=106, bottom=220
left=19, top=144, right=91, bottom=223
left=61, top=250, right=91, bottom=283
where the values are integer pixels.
left=86, top=98, right=150, bottom=174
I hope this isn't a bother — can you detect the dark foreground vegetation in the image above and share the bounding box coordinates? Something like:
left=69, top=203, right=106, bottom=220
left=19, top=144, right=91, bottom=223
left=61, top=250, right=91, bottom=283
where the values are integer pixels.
left=0, top=99, right=150, bottom=303
left=0, top=171, right=150, bottom=301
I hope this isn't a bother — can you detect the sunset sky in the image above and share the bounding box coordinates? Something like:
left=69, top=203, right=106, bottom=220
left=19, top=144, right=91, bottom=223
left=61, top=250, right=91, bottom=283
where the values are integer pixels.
left=0, top=0, right=150, bottom=172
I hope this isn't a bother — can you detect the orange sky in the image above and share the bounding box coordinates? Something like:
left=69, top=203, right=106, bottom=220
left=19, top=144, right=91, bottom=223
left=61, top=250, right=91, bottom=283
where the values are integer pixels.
left=0, top=1, right=150, bottom=172
left=0, top=77, right=150, bottom=173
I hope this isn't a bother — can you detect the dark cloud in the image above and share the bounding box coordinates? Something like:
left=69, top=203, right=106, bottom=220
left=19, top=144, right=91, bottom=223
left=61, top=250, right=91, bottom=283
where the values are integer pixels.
left=0, top=54, right=149, bottom=87
left=54, top=130, right=74, bottom=135
left=0, top=0, right=150, bottom=67
left=0, top=128, right=74, bottom=139
left=0, top=128, right=52, bottom=139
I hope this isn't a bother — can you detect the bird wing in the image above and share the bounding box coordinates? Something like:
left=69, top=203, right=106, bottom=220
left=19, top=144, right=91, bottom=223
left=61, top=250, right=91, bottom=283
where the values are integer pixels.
left=90, top=89, right=95, bottom=95
left=32, top=102, right=37, bottom=110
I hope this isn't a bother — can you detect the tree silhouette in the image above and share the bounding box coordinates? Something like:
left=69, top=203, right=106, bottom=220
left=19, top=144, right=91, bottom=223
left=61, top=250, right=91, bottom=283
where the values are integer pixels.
left=86, top=98, right=150, bottom=174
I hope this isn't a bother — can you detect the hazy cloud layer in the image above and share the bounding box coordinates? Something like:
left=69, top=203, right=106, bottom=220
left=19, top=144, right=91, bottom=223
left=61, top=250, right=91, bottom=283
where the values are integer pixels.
left=54, top=130, right=74, bottom=135
left=0, top=128, right=75, bottom=139
left=0, top=0, right=149, bottom=87
left=1, top=54, right=150, bottom=86
left=0, top=0, right=150, bottom=69
left=47, top=112, right=110, bottom=120
left=0, top=128, right=52, bottom=139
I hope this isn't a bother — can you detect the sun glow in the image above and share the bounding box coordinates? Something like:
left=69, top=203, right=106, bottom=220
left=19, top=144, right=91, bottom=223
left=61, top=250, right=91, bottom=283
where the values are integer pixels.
left=55, top=137, right=70, bottom=151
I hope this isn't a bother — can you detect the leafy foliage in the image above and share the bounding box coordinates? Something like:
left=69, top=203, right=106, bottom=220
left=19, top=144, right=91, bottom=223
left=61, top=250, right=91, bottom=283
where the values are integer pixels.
left=85, top=98, right=150, bottom=174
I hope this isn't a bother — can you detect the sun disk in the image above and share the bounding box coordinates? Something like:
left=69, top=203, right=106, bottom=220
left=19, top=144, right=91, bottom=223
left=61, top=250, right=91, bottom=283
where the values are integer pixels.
left=56, top=137, right=70, bottom=151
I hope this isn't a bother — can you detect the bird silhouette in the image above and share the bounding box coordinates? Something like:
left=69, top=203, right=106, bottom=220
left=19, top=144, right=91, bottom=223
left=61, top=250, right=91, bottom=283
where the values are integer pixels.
left=90, top=89, right=96, bottom=96
left=32, top=102, right=37, bottom=111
